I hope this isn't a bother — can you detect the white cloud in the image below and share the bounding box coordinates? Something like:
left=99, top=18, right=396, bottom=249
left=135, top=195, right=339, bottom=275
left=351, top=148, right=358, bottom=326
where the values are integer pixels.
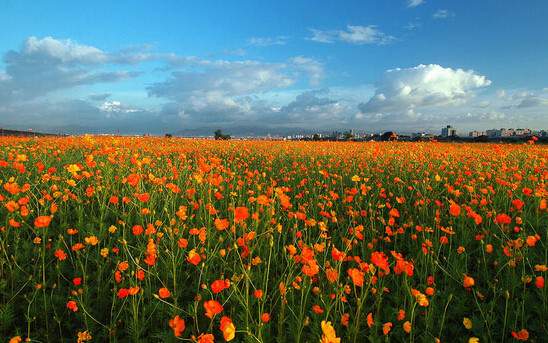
left=248, top=36, right=288, bottom=47
left=24, top=36, right=109, bottom=64
left=309, top=25, right=394, bottom=45
left=407, top=0, right=425, bottom=8
left=358, top=64, right=491, bottom=118
left=290, top=56, right=324, bottom=86
left=100, top=100, right=139, bottom=113
left=0, top=36, right=140, bottom=103
left=433, top=10, right=455, bottom=19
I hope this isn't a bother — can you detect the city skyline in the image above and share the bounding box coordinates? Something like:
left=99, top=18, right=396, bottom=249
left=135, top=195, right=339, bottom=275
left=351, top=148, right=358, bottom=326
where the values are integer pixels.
left=1, top=0, right=547, bottom=134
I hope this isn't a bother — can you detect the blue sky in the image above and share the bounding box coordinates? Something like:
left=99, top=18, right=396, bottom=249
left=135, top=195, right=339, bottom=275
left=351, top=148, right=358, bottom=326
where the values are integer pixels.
left=0, top=0, right=547, bottom=135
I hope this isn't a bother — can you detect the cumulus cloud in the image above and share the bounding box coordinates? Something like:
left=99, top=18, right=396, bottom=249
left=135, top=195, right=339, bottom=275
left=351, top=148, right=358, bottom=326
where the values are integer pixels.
left=309, top=25, right=394, bottom=45
left=358, top=64, right=491, bottom=116
left=0, top=36, right=140, bottom=103
left=148, top=55, right=325, bottom=125
left=290, top=56, right=324, bottom=86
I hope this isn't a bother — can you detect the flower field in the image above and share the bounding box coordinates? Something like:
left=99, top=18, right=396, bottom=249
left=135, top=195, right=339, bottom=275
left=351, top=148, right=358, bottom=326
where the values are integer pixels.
left=0, top=136, right=546, bottom=343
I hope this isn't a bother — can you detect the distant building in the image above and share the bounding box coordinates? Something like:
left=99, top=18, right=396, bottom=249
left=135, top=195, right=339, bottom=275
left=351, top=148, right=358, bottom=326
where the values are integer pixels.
left=485, top=128, right=532, bottom=138
left=468, top=130, right=485, bottom=137
left=441, top=125, right=457, bottom=137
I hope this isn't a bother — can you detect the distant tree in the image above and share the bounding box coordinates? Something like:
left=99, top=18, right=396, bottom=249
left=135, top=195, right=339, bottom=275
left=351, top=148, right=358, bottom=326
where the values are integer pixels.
left=381, top=131, right=398, bottom=141
left=312, top=133, right=320, bottom=141
left=165, top=133, right=173, bottom=138
left=343, top=131, right=354, bottom=141
left=214, top=129, right=231, bottom=140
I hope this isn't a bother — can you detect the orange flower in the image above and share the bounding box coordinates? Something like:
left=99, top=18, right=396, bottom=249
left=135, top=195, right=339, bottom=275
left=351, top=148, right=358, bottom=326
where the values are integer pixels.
left=214, top=218, right=229, bottom=231
left=495, top=213, right=512, bottom=225
left=312, top=304, right=324, bottom=314
left=128, top=286, right=140, bottom=295
left=118, top=261, right=129, bottom=272
left=158, top=287, right=171, bottom=299
left=169, top=315, right=186, bottom=337
left=34, top=215, right=52, bottom=228
left=234, top=206, right=249, bottom=222
left=403, top=321, right=412, bottom=334
left=211, top=279, right=230, bottom=294
left=347, top=268, right=364, bottom=287
left=54, top=249, right=67, bottom=261
left=366, top=312, right=374, bottom=328
left=535, top=276, right=544, bottom=289
left=204, top=299, right=223, bottom=318
left=66, top=300, right=78, bottom=312
left=253, top=289, right=263, bottom=299
left=463, top=275, right=475, bottom=288
left=197, top=333, right=215, bottom=343
left=382, top=322, right=393, bottom=335
left=511, top=329, right=529, bottom=341
left=187, top=249, right=202, bottom=266
left=371, top=251, right=390, bottom=274
left=449, top=203, right=461, bottom=217
left=261, top=312, right=271, bottom=323
left=136, top=192, right=150, bottom=202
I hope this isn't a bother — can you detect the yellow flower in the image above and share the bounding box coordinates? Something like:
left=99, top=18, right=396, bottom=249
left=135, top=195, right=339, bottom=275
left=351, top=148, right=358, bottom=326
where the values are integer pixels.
left=463, top=317, right=473, bottom=330
left=67, top=164, right=81, bottom=173
left=351, top=175, right=361, bottom=182
left=77, top=330, right=92, bottom=343
left=100, top=248, right=109, bottom=258
left=468, top=337, right=480, bottom=343
left=320, top=320, right=340, bottom=343
left=67, top=179, right=77, bottom=187
left=108, top=225, right=117, bottom=233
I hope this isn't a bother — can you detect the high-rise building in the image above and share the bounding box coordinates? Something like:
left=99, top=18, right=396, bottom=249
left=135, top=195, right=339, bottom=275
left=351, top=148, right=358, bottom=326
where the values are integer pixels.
left=441, top=125, right=457, bottom=137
